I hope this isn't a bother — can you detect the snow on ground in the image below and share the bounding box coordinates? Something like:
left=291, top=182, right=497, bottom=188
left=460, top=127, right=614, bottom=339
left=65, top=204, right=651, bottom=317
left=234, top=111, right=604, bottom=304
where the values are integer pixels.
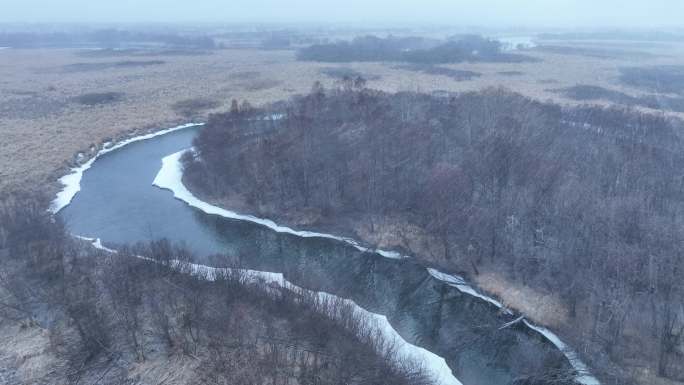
left=74, top=235, right=118, bottom=253
left=49, top=123, right=204, bottom=214
left=153, top=150, right=408, bottom=260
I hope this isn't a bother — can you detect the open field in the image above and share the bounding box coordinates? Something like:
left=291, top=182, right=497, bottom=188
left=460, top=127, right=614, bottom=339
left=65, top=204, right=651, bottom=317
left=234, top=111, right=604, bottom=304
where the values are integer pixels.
left=3, top=40, right=684, bottom=192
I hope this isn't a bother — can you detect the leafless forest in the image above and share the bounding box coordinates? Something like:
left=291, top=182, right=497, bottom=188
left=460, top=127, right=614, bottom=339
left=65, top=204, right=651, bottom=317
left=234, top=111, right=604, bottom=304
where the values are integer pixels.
left=185, top=83, right=684, bottom=383
left=0, top=194, right=433, bottom=384
left=2, top=8, right=684, bottom=385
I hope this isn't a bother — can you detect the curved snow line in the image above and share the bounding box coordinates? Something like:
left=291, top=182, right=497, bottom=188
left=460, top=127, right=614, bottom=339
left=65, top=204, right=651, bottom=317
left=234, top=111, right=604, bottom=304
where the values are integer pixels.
left=426, top=268, right=510, bottom=312
left=152, top=150, right=405, bottom=260
left=155, top=149, right=599, bottom=385
left=49, top=123, right=204, bottom=214
left=427, top=269, right=600, bottom=385
left=75, top=236, right=461, bottom=385
left=523, top=320, right=600, bottom=385
left=156, top=152, right=509, bottom=310
left=74, top=235, right=118, bottom=253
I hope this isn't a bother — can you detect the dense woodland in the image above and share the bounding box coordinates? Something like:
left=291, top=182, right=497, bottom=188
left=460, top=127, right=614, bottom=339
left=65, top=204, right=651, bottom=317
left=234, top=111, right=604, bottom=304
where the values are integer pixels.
left=297, top=35, right=534, bottom=63
left=0, top=194, right=431, bottom=385
left=186, top=84, right=684, bottom=383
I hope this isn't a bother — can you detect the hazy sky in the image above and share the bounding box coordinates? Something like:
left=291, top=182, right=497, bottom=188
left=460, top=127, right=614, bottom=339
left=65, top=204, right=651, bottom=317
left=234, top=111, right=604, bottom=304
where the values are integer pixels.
left=3, top=0, right=684, bottom=28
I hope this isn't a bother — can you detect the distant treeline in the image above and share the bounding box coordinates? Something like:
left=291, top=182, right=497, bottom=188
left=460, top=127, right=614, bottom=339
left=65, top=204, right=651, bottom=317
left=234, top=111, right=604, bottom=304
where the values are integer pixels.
left=297, top=35, right=535, bottom=63
left=538, top=31, right=684, bottom=42
left=620, top=66, right=684, bottom=95
left=533, top=45, right=655, bottom=60
left=186, top=86, right=684, bottom=383
left=0, top=29, right=216, bottom=49
left=559, top=84, right=684, bottom=113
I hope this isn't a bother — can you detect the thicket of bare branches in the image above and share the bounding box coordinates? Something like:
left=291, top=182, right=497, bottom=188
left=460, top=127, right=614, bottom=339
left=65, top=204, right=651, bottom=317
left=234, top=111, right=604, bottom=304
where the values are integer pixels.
left=0, top=195, right=432, bottom=385
left=187, top=85, right=684, bottom=383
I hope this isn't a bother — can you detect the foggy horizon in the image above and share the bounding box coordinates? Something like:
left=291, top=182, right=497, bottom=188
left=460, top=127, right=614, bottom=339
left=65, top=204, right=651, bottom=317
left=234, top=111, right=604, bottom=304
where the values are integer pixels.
left=3, top=0, right=684, bottom=29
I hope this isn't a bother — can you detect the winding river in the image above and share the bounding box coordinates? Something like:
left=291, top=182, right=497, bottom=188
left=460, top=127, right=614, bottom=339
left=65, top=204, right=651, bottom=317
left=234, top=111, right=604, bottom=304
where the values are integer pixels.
left=56, top=123, right=595, bottom=385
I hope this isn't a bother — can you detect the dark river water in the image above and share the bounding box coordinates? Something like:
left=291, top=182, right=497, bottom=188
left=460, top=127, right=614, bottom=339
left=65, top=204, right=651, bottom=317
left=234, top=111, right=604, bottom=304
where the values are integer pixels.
left=59, top=125, right=573, bottom=385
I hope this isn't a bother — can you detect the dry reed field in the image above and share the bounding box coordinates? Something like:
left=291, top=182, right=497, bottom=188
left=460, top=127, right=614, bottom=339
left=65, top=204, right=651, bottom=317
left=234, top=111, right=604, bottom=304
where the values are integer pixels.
left=2, top=40, right=684, bottom=192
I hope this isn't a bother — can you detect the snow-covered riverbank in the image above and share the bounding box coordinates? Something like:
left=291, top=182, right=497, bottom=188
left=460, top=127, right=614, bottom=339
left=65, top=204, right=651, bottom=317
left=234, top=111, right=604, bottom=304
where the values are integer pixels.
left=155, top=148, right=600, bottom=385
left=153, top=150, right=407, bottom=259
left=75, top=234, right=462, bottom=385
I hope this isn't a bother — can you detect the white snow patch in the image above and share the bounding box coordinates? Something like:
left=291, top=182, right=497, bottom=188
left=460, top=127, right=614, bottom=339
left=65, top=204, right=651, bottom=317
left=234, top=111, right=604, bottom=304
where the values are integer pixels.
left=523, top=320, right=600, bottom=385
left=426, top=268, right=510, bottom=312
left=267, top=113, right=286, bottom=120
left=74, top=235, right=118, bottom=253
left=153, top=150, right=409, bottom=260
left=49, top=123, right=204, bottom=214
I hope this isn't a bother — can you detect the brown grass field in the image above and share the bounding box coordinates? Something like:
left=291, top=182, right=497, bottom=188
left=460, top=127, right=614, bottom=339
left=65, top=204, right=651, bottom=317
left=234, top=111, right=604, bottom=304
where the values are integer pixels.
left=2, top=40, right=684, bottom=193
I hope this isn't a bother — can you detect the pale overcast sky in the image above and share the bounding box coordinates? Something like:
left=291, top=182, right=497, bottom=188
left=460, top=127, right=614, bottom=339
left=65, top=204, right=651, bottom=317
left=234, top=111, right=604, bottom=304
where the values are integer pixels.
left=2, top=0, right=683, bottom=28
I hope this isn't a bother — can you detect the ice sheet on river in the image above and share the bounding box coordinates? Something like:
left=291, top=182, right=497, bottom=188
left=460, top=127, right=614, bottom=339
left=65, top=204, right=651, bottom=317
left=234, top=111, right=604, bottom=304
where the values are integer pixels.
left=49, top=123, right=204, bottom=214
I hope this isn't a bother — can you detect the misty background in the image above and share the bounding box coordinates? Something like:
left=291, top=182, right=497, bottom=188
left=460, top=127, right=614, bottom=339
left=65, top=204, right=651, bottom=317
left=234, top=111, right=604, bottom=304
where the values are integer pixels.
left=2, top=0, right=684, bottom=29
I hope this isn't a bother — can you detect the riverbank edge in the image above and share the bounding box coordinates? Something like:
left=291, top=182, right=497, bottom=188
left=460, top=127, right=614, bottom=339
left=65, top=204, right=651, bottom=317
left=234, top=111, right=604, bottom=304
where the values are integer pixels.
left=48, top=122, right=205, bottom=214
left=43, top=121, right=461, bottom=385
left=157, top=148, right=599, bottom=385
left=71, top=238, right=462, bottom=385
